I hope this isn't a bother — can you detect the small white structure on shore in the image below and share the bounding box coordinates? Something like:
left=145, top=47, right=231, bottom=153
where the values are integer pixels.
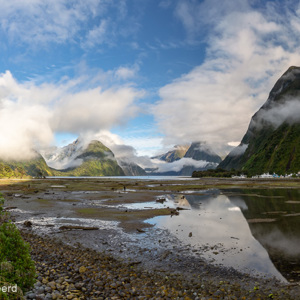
left=258, top=173, right=273, bottom=178
left=231, top=174, right=247, bottom=179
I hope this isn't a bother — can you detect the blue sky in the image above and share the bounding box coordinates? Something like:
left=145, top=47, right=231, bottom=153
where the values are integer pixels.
left=1, top=0, right=300, bottom=160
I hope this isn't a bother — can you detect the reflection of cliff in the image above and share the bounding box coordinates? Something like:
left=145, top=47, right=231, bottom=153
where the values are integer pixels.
left=227, top=189, right=300, bottom=282
left=172, top=195, right=191, bottom=208
left=182, top=190, right=220, bottom=209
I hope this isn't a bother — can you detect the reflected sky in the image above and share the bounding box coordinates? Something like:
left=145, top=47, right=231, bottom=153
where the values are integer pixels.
left=147, top=190, right=287, bottom=281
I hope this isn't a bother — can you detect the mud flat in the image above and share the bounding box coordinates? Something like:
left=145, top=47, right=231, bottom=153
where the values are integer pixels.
left=1, top=177, right=300, bottom=298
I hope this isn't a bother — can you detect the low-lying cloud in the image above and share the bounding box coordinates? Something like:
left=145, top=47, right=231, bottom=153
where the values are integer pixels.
left=153, top=157, right=213, bottom=173
left=255, top=99, right=300, bottom=129
left=227, top=144, right=248, bottom=157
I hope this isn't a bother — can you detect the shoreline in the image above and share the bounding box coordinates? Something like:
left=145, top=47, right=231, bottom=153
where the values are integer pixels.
left=1, top=177, right=300, bottom=298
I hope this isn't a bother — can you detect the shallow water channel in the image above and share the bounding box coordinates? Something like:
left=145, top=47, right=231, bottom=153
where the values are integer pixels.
left=138, top=189, right=300, bottom=282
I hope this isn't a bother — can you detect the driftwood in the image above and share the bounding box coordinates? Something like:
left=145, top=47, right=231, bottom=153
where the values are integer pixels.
left=3, top=206, right=17, bottom=211
left=170, top=209, right=179, bottom=216
left=59, top=225, right=99, bottom=230
left=156, top=198, right=166, bottom=204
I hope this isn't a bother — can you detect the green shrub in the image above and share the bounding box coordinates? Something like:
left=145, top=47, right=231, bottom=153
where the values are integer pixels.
left=0, top=193, right=36, bottom=294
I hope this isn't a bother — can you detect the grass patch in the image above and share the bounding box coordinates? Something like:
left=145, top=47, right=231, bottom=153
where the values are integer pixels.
left=75, top=207, right=171, bottom=221
left=75, top=206, right=172, bottom=233
left=58, top=198, right=80, bottom=203
left=35, top=198, right=54, bottom=207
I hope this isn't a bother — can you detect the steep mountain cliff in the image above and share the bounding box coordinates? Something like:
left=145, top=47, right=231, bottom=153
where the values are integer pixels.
left=219, top=66, right=300, bottom=175
left=184, top=142, right=222, bottom=163
left=117, top=160, right=146, bottom=176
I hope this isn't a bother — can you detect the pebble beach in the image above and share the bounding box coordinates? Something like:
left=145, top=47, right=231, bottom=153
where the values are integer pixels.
left=21, top=231, right=299, bottom=300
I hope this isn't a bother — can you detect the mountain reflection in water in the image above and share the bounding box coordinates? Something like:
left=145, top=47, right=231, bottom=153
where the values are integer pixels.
left=148, top=189, right=300, bottom=282
left=228, top=188, right=300, bottom=283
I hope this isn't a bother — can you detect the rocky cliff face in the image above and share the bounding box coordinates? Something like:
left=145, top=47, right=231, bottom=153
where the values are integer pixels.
left=219, top=66, right=300, bottom=174
left=117, top=160, right=146, bottom=176
left=184, top=142, right=222, bottom=163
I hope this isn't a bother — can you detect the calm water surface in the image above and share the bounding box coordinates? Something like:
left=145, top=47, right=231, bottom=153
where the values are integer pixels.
left=145, top=189, right=300, bottom=282
left=47, top=176, right=198, bottom=180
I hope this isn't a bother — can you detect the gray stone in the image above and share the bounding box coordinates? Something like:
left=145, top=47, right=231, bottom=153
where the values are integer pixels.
left=36, top=286, right=45, bottom=294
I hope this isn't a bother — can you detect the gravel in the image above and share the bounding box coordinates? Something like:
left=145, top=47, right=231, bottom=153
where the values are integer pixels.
left=21, top=232, right=299, bottom=300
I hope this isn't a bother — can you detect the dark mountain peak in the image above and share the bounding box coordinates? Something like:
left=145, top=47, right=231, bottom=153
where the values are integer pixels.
left=263, top=66, right=300, bottom=108
left=76, top=140, right=115, bottom=161
left=219, top=66, right=300, bottom=174
left=152, top=145, right=189, bottom=163
left=184, top=142, right=222, bottom=164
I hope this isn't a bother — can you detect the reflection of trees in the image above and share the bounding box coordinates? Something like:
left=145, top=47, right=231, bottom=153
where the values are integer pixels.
left=227, top=188, right=300, bottom=282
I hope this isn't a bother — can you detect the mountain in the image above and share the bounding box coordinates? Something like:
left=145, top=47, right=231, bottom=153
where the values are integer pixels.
left=219, top=66, right=300, bottom=175
left=149, top=142, right=221, bottom=176
left=152, top=145, right=189, bottom=162
left=50, top=140, right=125, bottom=176
left=117, top=159, right=146, bottom=176
left=0, top=152, right=53, bottom=178
left=41, top=139, right=85, bottom=170
left=184, top=142, right=222, bottom=163
left=42, top=139, right=147, bottom=176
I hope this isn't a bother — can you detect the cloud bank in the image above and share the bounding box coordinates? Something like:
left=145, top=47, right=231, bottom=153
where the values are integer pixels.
left=254, top=99, right=300, bottom=130
left=154, top=0, right=300, bottom=153
left=153, top=157, right=212, bottom=173
left=0, top=71, right=142, bottom=160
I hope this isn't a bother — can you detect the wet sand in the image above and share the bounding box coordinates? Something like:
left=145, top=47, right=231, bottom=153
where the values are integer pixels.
left=1, top=177, right=300, bottom=298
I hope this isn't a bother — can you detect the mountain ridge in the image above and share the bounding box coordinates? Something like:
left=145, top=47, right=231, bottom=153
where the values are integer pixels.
left=51, top=140, right=125, bottom=176
left=219, top=66, right=300, bottom=175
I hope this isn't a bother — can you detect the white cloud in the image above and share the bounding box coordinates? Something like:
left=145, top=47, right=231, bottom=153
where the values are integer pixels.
left=154, top=157, right=211, bottom=173
left=0, top=70, right=144, bottom=160
left=0, top=0, right=90, bottom=45
left=51, top=86, right=142, bottom=133
left=121, top=136, right=164, bottom=157
left=0, top=0, right=135, bottom=48
left=154, top=0, right=300, bottom=153
left=82, top=19, right=109, bottom=49
left=0, top=101, right=54, bottom=160
left=114, top=66, right=137, bottom=80
left=256, top=99, right=300, bottom=129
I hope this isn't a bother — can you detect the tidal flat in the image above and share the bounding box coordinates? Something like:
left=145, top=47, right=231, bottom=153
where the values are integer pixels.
left=1, top=177, right=300, bottom=299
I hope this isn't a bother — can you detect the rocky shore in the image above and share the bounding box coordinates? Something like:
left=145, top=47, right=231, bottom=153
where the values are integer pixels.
left=21, top=232, right=299, bottom=300
left=1, top=178, right=300, bottom=299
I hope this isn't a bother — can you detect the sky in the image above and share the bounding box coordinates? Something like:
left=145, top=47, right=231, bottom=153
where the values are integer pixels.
left=1, top=0, right=300, bottom=160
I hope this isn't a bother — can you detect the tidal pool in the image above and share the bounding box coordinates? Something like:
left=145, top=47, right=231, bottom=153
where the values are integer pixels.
left=146, top=189, right=300, bottom=282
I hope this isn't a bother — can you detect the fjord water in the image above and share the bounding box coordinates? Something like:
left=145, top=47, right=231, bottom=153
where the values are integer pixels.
left=148, top=189, right=300, bottom=282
